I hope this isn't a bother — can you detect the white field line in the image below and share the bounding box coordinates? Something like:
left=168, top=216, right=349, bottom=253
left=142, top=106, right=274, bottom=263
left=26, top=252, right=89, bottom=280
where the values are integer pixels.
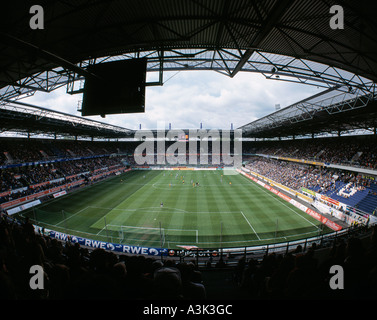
left=88, top=205, right=240, bottom=214
left=56, top=206, right=90, bottom=226
left=245, top=176, right=321, bottom=230
left=240, top=211, right=261, bottom=240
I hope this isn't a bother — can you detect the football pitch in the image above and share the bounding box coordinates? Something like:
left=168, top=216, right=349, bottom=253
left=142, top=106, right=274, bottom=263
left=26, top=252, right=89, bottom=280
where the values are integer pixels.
left=21, top=169, right=330, bottom=249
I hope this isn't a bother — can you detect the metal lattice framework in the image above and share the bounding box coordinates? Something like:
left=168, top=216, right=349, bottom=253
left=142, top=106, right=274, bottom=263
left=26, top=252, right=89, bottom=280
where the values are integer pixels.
left=1, top=0, right=377, bottom=138
left=0, top=100, right=133, bottom=139
left=240, top=85, right=377, bottom=138
left=2, top=47, right=376, bottom=104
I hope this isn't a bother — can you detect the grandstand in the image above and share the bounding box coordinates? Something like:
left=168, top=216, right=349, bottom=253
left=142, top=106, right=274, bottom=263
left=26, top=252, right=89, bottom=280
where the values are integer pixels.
left=1, top=0, right=377, bottom=303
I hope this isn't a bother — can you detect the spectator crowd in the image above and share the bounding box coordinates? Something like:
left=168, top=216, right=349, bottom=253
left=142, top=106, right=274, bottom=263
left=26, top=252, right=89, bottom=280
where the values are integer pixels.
left=0, top=213, right=376, bottom=300
left=243, top=135, right=377, bottom=170
left=245, top=157, right=371, bottom=195
left=0, top=215, right=207, bottom=300
left=0, top=136, right=377, bottom=300
left=0, top=138, right=130, bottom=205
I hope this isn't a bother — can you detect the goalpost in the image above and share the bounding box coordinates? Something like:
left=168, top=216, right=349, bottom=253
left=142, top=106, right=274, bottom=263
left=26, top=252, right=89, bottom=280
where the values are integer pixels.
left=120, top=225, right=165, bottom=245
left=105, top=224, right=199, bottom=246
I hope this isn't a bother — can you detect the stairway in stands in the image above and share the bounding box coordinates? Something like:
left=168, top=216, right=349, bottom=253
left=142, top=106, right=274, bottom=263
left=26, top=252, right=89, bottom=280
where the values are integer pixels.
left=356, top=183, right=377, bottom=215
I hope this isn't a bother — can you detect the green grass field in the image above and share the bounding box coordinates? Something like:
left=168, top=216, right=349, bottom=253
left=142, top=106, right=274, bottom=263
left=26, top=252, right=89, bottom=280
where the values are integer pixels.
left=21, top=169, right=330, bottom=249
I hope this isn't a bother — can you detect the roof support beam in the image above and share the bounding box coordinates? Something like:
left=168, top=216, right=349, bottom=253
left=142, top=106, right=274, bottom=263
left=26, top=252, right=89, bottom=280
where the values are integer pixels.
left=146, top=50, right=164, bottom=86
left=0, top=32, right=101, bottom=82
left=230, top=0, right=293, bottom=78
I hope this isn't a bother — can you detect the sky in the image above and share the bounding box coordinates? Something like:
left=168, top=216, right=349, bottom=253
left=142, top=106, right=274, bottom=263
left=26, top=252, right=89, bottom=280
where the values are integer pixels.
left=25, top=70, right=321, bottom=131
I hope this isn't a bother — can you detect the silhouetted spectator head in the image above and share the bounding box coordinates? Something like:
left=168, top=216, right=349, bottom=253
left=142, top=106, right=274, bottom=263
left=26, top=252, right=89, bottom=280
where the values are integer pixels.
left=153, top=267, right=182, bottom=299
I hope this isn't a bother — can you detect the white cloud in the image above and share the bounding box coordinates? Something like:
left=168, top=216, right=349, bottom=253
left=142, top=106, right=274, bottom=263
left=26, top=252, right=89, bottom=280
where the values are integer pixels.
left=24, top=70, right=320, bottom=130
left=26, top=87, right=80, bottom=116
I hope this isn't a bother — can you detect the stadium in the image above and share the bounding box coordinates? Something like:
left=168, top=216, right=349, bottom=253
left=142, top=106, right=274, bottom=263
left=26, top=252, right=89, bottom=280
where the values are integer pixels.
left=1, top=0, right=377, bottom=303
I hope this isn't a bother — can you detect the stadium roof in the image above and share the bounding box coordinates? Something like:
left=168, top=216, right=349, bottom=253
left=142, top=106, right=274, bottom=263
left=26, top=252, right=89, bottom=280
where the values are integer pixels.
left=240, top=85, right=377, bottom=138
left=1, top=0, right=377, bottom=138
left=0, top=100, right=133, bottom=139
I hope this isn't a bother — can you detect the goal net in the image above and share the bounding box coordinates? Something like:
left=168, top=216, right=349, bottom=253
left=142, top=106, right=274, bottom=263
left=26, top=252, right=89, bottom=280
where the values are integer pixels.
left=105, top=224, right=198, bottom=246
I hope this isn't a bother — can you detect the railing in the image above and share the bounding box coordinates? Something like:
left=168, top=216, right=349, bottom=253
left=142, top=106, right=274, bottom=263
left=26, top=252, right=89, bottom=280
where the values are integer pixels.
left=3, top=206, right=373, bottom=270
left=173, top=226, right=368, bottom=267
left=14, top=212, right=372, bottom=269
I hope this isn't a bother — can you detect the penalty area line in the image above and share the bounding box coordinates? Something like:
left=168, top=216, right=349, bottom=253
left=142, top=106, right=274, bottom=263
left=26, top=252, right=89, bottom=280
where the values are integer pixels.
left=240, top=211, right=261, bottom=240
